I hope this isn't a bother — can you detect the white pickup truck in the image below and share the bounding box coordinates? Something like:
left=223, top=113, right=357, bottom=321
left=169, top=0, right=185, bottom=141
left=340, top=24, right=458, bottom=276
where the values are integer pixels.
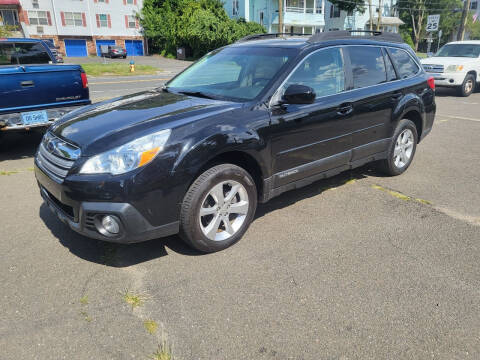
left=421, top=40, right=480, bottom=97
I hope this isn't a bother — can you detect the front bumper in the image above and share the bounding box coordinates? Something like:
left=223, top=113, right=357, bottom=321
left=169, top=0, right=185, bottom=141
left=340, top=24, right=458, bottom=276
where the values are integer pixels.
left=0, top=105, right=83, bottom=132
left=35, top=164, right=180, bottom=244
left=429, top=72, right=467, bottom=87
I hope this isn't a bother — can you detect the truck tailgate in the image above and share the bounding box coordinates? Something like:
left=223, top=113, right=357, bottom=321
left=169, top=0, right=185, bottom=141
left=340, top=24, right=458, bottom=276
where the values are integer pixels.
left=0, top=64, right=90, bottom=114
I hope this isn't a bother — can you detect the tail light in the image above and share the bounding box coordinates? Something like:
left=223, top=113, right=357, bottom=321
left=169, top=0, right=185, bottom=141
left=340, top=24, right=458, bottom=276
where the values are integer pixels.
left=427, top=76, right=435, bottom=90
left=81, top=72, right=88, bottom=89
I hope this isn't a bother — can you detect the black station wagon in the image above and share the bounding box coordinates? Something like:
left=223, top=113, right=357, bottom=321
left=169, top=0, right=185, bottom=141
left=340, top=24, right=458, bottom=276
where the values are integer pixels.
left=35, top=31, right=436, bottom=252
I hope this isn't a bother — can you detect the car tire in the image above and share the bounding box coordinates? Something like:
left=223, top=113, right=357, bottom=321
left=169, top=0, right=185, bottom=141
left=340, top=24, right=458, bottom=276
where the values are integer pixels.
left=377, top=119, right=418, bottom=176
left=179, top=164, right=257, bottom=253
left=123, top=56, right=127, bottom=59
left=458, top=74, right=475, bottom=97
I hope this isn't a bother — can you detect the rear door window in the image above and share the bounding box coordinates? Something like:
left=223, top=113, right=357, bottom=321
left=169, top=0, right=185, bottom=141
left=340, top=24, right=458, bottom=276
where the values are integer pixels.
left=388, top=48, right=420, bottom=79
left=12, top=42, right=51, bottom=64
left=383, top=48, right=397, bottom=81
left=0, top=43, right=16, bottom=65
left=348, top=46, right=386, bottom=89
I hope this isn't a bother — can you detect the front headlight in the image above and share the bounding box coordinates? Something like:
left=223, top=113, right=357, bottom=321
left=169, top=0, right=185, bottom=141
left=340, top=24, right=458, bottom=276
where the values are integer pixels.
left=80, top=129, right=171, bottom=175
left=446, top=65, right=464, bottom=72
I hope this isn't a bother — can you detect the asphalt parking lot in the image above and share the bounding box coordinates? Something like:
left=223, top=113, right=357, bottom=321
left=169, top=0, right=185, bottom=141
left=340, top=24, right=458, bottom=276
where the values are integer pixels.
left=1, top=85, right=479, bottom=359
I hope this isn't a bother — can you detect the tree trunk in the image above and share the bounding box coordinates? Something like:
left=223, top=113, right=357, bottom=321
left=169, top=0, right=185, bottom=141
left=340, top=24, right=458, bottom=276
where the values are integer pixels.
left=458, top=0, right=471, bottom=40
left=368, top=0, right=373, bottom=31
left=377, top=0, right=383, bottom=31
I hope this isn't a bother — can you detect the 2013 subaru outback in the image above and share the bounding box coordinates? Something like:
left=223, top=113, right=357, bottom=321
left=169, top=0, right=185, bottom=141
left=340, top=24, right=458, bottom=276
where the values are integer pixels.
left=35, top=31, right=436, bottom=253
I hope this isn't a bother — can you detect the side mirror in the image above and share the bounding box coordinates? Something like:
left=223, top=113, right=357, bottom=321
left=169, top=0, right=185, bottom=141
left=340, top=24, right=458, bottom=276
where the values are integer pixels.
left=281, top=84, right=316, bottom=105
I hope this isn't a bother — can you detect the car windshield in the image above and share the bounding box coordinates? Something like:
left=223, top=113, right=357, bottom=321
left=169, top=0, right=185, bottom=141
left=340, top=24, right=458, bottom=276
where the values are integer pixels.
left=435, top=44, right=480, bottom=58
left=166, top=46, right=297, bottom=101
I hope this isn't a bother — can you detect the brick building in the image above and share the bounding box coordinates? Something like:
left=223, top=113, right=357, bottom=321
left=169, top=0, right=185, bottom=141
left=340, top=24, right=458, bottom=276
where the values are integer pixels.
left=0, top=0, right=145, bottom=57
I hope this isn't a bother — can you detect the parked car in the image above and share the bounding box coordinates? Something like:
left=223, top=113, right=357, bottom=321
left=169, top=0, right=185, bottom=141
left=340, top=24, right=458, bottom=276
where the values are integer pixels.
left=421, top=40, right=480, bottom=96
left=42, top=39, right=64, bottom=63
left=35, top=31, right=436, bottom=252
left=100, top=45, right=127, bottom=58
left=0, top=38, right=90, bottom=134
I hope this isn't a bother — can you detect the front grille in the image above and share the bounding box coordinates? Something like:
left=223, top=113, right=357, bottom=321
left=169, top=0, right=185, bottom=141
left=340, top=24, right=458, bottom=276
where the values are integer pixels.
left=423, top=64, right=444, bottom=73
left=85, top=213, right=97, bottom=231
left=37, top=142, right=75, bottom=182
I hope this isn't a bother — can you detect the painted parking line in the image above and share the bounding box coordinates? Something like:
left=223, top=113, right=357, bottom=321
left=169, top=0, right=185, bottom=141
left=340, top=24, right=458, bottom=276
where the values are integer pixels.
left=89, top=78, right=169, bottom=85
left=438, top=114, right=480, bottom=122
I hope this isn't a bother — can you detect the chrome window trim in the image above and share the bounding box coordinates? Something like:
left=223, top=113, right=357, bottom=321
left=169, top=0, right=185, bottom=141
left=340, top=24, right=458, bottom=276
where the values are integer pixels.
left=269, top=44, right=422, bottom=107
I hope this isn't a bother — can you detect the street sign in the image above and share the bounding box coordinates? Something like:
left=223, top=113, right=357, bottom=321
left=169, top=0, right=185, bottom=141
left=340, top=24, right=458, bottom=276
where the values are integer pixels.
left=427, top=14, right=440, bottom=32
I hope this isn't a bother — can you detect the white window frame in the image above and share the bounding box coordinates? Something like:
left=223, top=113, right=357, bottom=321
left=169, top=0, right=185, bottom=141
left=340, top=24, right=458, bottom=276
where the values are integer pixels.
left=232, top=0, right=239, bottom=16
left=98, top=13, right=108, bottom=27
left=127, top=15, right=136, bottom=28
left=64, top=12, right=83, bottom=27
left=28, top=10, right=48, bottom=25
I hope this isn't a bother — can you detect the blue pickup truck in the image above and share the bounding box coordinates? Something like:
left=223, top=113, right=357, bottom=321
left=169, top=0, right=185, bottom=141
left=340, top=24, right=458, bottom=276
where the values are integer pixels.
left=0, top=38, right=90, bottom=133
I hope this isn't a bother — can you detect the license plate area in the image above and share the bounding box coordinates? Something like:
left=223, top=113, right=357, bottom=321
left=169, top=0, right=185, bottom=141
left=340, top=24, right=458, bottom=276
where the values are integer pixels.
left=21, top=110, right=48, bottom=125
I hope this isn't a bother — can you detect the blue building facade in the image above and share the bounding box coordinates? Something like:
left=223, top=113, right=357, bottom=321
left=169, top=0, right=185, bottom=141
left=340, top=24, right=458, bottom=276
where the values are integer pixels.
left=224, top=0, right=403, bottom=34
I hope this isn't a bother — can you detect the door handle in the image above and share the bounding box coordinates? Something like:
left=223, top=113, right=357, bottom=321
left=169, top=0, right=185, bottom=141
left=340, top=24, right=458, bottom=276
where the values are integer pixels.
left=21, top=81, right=35, bottom=87
left=337, top=104, right=353, bottom=116
left=391, top=92, right=403, bottom=100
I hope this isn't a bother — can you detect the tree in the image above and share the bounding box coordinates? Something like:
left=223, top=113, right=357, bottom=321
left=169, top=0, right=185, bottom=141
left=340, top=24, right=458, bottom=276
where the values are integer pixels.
left=328, top=0, right=366, bottom=13
left=141, top=0, right=265, bottom=58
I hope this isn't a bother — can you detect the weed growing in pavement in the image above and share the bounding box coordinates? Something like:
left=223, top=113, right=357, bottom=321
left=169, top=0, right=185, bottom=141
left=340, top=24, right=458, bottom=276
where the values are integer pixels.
left=123, top=289, right=148, bottom=309
left=144, top=320, right=158, bottom=335
left=151, top=332, right=174, bottom=360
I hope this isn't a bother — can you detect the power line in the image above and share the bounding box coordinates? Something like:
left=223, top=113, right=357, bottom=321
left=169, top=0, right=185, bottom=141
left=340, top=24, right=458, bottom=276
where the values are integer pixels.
left=331, top=0, right=466, bottom=12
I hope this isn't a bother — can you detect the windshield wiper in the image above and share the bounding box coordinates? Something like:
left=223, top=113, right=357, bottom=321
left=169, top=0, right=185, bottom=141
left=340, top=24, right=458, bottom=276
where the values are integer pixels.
left=177, top=90, right=216, bottom=100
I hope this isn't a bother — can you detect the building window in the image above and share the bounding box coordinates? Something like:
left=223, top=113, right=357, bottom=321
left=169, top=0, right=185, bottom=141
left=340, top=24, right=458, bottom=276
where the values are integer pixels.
left=98, top=14, right=108, bottom=27
left=126, top=0, right=135, bottom=4
left=471, top=1, right=478, bottom=9
left=232, top=0, right=239, bottom=16
left=0, top=9, right=19, bottom=26
left=32, top=0, right=39, bottom=9
left=126, top=15, right=136, bottom=28
left=64, top=12, right=84, bottom=27
left=286, top=0, right=305, bottom=13
left=98, top=0, right=107, bottom=2
left=330, top=5, right=340, bottom=18
left=28, top=10, right=48, bottom=25
left=259, top=11, right=264, bottom=26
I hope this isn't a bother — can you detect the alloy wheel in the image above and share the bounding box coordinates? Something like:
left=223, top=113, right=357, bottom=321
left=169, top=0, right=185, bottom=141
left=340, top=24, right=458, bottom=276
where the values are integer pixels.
left=393, top=129, right=414, bottom=168
left=199, top=180, right=249, bottom=241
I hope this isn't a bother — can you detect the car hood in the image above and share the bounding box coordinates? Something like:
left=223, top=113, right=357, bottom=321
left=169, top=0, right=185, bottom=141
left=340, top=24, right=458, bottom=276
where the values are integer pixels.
left=421, top=57, right=478, bottom=66
left=50, top=90, right=239, bottom=156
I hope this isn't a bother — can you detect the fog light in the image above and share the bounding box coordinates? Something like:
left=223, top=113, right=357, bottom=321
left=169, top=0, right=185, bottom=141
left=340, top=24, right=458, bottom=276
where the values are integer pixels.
left=101, top=215, right=120, bottom=234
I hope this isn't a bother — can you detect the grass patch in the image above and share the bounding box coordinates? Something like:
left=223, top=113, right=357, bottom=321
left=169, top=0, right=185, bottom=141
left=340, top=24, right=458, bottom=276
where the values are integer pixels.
left=80, top=63, right=158, bottom=77
left=144, top=320, right=158, bottom=335
left=151, top=338, right=174, bottom=360
left=0, top=170, right=18, bottom=176
left=416, top=52, right=428, bottom=59
left=79, top=295, right=88, bottom=305
left=123, top=289, right=147, bottom=309
left=80, top=311, right=92, bottom=323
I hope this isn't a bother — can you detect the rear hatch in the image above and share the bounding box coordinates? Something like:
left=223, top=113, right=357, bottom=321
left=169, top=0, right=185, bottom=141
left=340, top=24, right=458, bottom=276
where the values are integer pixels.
left=0, top=64, right=90, bottom=114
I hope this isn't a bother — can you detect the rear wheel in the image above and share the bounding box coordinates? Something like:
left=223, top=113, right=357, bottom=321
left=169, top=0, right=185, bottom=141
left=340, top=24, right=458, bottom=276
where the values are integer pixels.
left=179, top=164, right=257, bottom=253
left=377, top=119, right=418, bottom=176
left=458, top=74, right=475, bottom=97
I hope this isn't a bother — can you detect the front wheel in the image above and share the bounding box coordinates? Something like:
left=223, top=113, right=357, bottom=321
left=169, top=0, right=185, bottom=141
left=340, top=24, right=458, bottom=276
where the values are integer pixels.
left=179, top=164, right=257, bottom=253
left=458, top=74, right=475, bottom=97
left=377, top=119, right=418, bottom=176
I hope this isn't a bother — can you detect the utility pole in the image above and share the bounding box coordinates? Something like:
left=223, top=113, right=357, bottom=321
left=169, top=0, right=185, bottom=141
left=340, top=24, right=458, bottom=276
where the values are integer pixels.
left=278, top=0, right=283, bottom=33
left=376, top=0, right=383, bottom=31
left=458, top=0, right=471, bottom=41
left=368, top=0, right=373, bottom=31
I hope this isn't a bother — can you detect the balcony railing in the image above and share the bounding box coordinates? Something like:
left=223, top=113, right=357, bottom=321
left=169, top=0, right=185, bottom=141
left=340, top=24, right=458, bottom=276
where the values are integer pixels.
left=285, top=6, right=322, bottom=13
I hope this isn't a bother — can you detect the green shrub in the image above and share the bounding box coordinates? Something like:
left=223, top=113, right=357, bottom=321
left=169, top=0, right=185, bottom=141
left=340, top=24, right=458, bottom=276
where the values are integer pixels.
left=141, top=0, right=265, bottom=58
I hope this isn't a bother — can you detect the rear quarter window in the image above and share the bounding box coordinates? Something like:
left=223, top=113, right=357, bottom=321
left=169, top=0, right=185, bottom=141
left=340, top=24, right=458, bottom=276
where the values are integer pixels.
left=348, top=46, right=386, bottom=89
left=13, top=42, right=51, bottom=65
left=0, top=43, right=15, bottom=65
left=388, top=48, right=419, bottom=79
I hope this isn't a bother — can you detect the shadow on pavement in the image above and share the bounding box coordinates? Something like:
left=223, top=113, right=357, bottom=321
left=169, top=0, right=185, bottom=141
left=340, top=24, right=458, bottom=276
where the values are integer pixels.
left=40, top=167, right=374, bottom=267
left=0, top=131, right=43, bottom=161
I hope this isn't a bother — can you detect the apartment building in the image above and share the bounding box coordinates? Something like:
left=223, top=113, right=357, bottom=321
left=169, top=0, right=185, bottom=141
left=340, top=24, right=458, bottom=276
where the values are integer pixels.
left=223, top=0, right=403, bottom=35
left=0, top=0, right=144, bottom=57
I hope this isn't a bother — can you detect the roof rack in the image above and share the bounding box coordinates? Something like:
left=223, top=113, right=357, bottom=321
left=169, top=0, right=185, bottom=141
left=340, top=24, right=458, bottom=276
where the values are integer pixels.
left=308, top=30, right=404, bottom=44
left=236, top=33, right=310, bottom=43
